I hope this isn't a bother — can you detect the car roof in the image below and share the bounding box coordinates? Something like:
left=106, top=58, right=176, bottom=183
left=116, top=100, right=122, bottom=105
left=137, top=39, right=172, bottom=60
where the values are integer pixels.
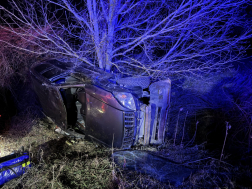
left=31, top=59, right=114, bottom=83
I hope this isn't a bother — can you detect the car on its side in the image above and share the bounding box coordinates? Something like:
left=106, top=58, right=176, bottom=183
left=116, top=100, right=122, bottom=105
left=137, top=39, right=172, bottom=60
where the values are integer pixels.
left=30, top=59, right=171, bottom=149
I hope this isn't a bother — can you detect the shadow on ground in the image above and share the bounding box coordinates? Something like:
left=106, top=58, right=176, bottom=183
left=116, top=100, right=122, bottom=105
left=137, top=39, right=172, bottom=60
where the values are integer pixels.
left=113, top=150, right=196, bottom=187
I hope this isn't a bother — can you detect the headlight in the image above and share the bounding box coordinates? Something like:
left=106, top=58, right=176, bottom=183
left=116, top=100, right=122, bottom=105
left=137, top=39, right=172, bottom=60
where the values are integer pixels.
left=113, top=92, right=136, bottom=110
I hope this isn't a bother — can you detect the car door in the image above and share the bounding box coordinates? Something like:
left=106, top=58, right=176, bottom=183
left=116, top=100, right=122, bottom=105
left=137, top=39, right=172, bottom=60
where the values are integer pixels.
left=31, top=66, right=68, bottom=130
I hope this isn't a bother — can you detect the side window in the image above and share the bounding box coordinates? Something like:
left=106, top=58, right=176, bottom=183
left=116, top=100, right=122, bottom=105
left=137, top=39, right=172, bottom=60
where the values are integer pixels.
left=54, top=78, right=65, bottom=84
left=42, top=68, right=64, bottom=81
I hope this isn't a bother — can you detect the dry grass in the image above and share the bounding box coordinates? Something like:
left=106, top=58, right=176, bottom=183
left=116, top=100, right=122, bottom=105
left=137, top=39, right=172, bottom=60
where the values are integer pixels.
left=1, top=117, right=115, bottom=189
left=1, top=112, right=252, bottom=188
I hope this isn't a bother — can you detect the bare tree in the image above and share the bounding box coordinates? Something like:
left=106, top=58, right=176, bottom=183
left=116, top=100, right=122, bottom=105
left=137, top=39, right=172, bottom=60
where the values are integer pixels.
left=0, top=28, right=43, bottom=88
left=0, top=0, right=251, bottom=79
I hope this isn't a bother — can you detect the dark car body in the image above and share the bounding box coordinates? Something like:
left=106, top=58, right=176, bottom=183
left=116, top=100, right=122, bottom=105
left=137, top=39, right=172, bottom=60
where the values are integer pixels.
left=30, top=59, right=171, bottom=149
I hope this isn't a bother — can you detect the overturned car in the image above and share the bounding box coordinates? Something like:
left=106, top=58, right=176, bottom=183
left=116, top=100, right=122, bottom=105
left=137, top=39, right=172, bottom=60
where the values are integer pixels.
left=30, top=59, right=171, bottom=149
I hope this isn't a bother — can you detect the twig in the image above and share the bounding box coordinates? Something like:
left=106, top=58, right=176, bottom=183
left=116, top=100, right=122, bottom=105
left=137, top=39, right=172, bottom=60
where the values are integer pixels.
left=185, top=120, right=199, bottom=148
left=111, top=133, right=117, bottom=182
left=183, top=157, right=233, bottom=167
left=174, top=108, right=183, bottom=146
left=52, top=165, right=54, bottom=189
left=181, top=110, right=188, bottom=147
left=220, top=122, right=231, bottom=161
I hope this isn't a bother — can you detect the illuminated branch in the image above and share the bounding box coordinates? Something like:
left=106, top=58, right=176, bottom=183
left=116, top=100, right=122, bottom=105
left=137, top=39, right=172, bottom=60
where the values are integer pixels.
left=0, top=0, right=251, bottom=78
